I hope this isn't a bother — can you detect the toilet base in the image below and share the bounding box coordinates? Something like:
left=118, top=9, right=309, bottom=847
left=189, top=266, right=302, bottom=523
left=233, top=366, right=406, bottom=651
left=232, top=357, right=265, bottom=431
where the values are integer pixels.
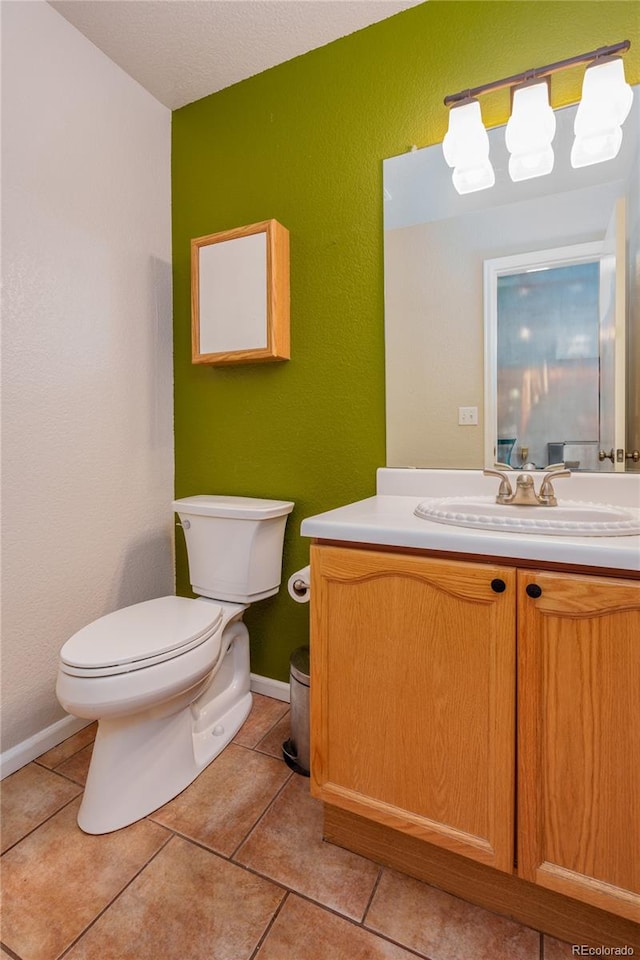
left=76, top=621, right=252, bottom=834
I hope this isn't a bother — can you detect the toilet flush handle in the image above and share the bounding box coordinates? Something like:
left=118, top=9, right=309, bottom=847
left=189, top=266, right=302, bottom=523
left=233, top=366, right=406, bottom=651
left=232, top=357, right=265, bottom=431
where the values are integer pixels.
left=176, top=518, right=191, bottom=530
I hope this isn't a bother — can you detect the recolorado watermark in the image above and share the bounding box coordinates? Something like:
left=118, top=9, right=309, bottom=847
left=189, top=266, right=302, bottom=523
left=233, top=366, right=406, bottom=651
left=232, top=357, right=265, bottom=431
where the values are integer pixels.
left=571, top=948, right=634, bottom=957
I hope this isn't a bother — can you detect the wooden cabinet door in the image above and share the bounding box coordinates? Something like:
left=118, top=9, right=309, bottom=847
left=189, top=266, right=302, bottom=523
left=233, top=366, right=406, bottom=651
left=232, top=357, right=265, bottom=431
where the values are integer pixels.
left=517, top=570, right=640, bottom=922
left=310, top=544, right=516, bottom=872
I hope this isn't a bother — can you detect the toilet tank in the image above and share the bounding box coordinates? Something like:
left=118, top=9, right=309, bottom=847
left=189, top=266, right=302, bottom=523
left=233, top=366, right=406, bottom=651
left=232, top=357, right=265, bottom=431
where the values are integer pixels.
left=173, top=496, right=294, bottom=603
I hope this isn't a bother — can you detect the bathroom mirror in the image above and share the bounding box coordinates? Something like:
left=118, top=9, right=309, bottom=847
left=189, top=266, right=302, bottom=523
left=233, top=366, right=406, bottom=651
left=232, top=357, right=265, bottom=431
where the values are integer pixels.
left=383, top=90, right=639, bottom=472
left=191, top=219, right=290, bottom=365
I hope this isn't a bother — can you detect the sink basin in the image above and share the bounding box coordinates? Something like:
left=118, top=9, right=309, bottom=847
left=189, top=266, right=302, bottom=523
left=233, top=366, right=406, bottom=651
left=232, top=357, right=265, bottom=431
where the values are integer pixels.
left=414, top=497, right=640, bottom=537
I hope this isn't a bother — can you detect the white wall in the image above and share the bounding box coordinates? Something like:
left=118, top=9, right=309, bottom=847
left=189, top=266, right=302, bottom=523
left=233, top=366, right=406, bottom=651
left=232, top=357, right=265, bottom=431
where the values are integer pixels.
left=1, top=1, right=174, bottom=767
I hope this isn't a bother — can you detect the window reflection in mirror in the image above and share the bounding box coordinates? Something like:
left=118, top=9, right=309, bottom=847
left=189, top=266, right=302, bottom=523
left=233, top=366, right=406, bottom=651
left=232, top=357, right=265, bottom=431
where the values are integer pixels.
left=496, top=259, right=600, bottom=470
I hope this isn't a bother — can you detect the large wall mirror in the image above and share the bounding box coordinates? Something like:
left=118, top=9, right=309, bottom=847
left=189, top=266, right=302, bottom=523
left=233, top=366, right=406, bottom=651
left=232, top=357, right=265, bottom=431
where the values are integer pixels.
left=383, top=90, right=639, bottom=473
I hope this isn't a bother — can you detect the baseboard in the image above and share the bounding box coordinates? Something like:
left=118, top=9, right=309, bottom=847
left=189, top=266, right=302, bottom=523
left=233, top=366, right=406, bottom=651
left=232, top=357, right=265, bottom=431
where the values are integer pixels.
left=250, top=673, right=291, bottom=703
left=2, top=674, right=291, bottom=780
left=1, top=715, right=92, bottom=780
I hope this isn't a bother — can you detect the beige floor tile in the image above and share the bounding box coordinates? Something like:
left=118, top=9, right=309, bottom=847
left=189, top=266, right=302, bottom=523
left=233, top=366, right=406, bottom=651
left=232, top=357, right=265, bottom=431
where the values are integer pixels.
left=256, top=711, right=290, bottom=759
left=256, top=893, right=420, bottom=960
left=233, top=693, right=289, bottom=748
left=53, top=743, right=93, bottom=786
left=365, top=869, right=541, bottom=960
left=36, top=723, right=97, bottom=769
left=543, top=936, right=578, bottom=958
left=149, top=742, right=290, bottom=855
left=1, top=763, right=81, bottom=853
left=64, top=835, right=284, bottom=960
left=1, top=798, right=169, bottom=960
left=235, top=775, right=380, bottom=921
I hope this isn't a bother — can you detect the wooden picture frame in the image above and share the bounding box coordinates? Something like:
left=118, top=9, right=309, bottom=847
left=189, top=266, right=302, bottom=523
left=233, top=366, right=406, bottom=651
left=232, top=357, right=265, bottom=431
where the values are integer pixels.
left=191, top=219, right=290, bottom=365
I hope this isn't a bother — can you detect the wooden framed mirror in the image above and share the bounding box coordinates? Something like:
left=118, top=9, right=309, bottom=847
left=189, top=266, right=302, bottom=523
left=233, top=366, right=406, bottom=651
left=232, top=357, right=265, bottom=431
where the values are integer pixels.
left=191, top=219, right=290, bottom=365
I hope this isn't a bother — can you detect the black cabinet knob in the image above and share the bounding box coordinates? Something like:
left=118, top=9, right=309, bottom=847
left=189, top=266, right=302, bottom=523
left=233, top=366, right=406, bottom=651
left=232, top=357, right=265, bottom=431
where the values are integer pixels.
left=491, top=578, right=506, bottom=593
left=526, top=583, right=542, bottom=599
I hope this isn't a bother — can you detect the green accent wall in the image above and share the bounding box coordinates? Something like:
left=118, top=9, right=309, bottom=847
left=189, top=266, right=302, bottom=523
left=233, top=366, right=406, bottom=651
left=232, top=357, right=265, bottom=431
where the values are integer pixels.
left=172, top=1, right=640, bottom=682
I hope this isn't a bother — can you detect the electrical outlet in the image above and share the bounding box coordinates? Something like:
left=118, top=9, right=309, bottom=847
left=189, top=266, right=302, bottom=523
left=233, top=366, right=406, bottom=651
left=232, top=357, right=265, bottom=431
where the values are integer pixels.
left=458, top=406, right=478, bottom=426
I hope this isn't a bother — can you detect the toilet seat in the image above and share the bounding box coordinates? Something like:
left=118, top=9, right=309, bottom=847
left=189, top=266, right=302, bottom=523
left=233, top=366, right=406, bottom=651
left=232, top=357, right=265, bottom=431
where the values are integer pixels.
left=59, top=596, right=223, bottom=678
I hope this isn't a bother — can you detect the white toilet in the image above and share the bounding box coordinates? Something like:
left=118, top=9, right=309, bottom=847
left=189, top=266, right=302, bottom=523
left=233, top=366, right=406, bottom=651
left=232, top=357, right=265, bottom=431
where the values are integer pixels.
left=56, top=494, right=294, bottom=835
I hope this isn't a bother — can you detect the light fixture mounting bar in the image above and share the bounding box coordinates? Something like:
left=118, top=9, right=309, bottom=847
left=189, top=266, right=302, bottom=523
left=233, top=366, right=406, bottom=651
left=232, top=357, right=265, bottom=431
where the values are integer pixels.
left=444, top=40, right=630, bottom=106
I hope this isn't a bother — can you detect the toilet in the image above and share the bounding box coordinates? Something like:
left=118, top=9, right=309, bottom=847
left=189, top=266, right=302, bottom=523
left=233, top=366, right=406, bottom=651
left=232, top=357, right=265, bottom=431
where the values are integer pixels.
left=56, top=494, right=294, bottom=835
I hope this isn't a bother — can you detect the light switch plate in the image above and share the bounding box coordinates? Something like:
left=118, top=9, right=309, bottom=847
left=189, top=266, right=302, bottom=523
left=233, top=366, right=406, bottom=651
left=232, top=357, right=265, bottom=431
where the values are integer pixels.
left=458, top=406, right=478, bottom=425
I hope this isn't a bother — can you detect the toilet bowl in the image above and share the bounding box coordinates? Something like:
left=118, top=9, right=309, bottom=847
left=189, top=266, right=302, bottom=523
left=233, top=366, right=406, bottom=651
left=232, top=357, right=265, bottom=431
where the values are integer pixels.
left=56, top=495, right=294, bottom=835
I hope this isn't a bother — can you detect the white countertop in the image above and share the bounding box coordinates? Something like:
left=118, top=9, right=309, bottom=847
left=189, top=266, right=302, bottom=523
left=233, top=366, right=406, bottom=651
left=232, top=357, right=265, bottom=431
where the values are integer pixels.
left=300, top=469, right=640, bottom=573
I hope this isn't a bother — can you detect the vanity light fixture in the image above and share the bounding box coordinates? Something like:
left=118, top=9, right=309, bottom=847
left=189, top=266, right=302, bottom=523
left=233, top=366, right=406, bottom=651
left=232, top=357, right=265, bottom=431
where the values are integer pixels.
left=443, top=40, right=632, bottom=193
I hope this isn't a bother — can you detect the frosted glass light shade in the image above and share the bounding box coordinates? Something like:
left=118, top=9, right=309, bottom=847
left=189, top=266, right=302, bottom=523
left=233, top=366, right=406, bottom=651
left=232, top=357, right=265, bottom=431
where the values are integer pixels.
left=571, top=57, right=633, bottom=168
left=506, top=82, right=556, bottom=181
left=571, top=127, right=623, bottom=168
left=452, top=161, right=495, bottom=194
left=443, top=100, right=488, bottom=166
left=575, top=57, right=633, bottom=133
left=509, top=147, right=555, bottom=182
left=443, top=100, right=495, bottom=194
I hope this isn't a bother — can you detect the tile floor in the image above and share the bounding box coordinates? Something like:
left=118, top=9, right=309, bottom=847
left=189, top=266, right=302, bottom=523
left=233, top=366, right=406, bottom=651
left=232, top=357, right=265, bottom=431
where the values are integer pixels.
left=1, top=694, right=577, bottom=960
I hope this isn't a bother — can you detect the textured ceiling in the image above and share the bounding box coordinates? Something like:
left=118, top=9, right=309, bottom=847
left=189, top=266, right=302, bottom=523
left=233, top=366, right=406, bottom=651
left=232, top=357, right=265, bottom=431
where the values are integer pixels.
left=49, top=0, right=423, bottom=109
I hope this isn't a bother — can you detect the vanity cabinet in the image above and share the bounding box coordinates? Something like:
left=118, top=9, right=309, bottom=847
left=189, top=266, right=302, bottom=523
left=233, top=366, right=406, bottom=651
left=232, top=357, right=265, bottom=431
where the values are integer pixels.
left=310, top=544, right=640, bottom=923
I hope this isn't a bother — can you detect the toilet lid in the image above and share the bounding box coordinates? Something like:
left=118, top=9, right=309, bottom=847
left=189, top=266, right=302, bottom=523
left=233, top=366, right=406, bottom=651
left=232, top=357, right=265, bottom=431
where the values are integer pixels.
left=60, top=596, right=223, bottom=672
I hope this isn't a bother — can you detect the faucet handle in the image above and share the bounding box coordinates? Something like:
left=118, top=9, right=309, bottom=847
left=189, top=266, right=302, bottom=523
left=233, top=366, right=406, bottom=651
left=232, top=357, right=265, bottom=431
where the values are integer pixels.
left=538, top=465, right=571, bottom=505
left=493, top=462, right=513, bottom=471
left=541, top=464, right=571, bottom=482
left=483, top=467, right=514, bottom=502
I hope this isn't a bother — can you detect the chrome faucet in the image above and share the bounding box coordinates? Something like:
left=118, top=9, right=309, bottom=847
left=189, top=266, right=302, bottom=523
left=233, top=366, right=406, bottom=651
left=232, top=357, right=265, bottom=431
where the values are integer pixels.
left=483, top=463, right=571, bottom=506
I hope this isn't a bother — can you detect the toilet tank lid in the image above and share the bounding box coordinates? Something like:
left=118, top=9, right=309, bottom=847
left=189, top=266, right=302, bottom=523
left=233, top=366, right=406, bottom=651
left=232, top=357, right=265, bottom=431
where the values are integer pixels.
left=173, top=495, right=294, bottom=519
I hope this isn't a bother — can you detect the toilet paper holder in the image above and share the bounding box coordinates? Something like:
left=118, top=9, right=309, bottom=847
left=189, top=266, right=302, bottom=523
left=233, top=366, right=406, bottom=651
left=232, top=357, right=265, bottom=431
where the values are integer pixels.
left=287, top=565, right=311, bottom=604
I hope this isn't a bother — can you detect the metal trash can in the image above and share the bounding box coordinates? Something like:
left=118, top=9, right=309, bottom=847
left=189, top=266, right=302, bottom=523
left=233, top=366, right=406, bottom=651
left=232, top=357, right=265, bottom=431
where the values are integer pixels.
left=282, top=646, right=310, bottom=777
